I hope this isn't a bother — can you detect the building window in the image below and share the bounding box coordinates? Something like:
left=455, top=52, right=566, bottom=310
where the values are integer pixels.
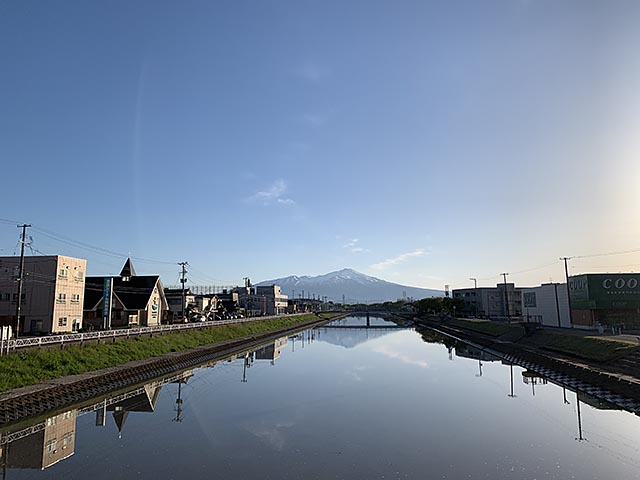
left=57, top=293, right=66, bottom=303
left=59, top=268, right=68, bottom=279
left=45, top=439, right=57, bottom=453
left=71, top=294, right=80, bottom=303
left=58, top=317, right=68, bottom=327
left=13, top=293, right=25, bottom=302
left=75, top=270, right=83, bottom=281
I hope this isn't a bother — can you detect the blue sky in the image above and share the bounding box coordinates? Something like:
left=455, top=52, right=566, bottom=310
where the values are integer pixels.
left=1, top=0, right=640, bottom=290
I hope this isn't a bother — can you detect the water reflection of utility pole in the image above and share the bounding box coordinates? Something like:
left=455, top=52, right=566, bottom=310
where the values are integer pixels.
left=447, top=346, right=453, bottom=361
left=174, top=382, right=184, bottom=422
left=476, top=360, right=483, bottom=377
left=242, top=353, right=250, bottom=383
left=576, top=392, right=584, bottom=441
left=507, top=364, right=517, bottom=398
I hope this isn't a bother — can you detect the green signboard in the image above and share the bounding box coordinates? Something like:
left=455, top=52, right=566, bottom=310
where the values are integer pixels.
left=523, top=291, right=537, bottom=308
left=569, top=274, right=640, bottom=310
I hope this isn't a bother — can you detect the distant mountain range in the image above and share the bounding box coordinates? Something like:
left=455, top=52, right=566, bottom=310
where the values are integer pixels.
left=256, top=268, right=442, bottom=303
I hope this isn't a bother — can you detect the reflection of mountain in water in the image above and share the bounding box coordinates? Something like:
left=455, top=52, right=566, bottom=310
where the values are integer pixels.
left=315, top=327, right=400, bottom=349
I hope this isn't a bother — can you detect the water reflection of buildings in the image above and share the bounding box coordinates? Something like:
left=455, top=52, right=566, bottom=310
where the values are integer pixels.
left=454, top=344, right=501, bottom=363
left=107, top=383, right=163, bottom=433
left=2, top=409, right=77, bottom=470
left=253, top=337, right=287, bottom=363
left=241, top=337, right=289, bottom=382
left=0, top=370, right=194, bottom=474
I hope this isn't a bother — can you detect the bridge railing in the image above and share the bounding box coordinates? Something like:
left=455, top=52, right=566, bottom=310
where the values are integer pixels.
left=0, top=313, right=309, bottom=355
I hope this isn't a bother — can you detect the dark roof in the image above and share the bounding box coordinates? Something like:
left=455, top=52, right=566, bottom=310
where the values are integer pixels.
left=120, top=258, right=137, bottom=277
left=85, top=275, right=160, bottom=310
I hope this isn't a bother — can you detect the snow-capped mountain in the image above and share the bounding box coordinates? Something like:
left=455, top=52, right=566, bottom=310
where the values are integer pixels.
left=255, top=268, right=442, bottom=303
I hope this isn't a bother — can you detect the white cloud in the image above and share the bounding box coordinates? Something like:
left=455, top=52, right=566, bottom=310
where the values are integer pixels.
left=247, top=179, right=295, bottom=207
left=369, top=249, right=426, bottom=270
left=343, top=238, right=359, bottom=248
left=342, top=238, right=370, bottom=254
left=370, top=344, right=428, bottom=369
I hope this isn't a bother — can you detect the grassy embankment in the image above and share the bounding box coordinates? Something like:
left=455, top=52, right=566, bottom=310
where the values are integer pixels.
left=444, top=318, right=639, bottom=363
left=447, top=318, right=521, bottom=337
left=529, top=332, right=639, bottom=363
left=0, top=314, right=327, bottom=393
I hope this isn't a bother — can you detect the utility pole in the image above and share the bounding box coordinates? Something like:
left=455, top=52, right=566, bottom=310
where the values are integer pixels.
left=553, top=282, right=562, bottom=328
left=470, top=277, right=478, bottom=317
left=178, top=262, right=188, bottom=323
left=15, top=224, right=31, bottom=338
left=501, top=273, right=511, bottom=322
left=560, top=257, right=574, bottom=328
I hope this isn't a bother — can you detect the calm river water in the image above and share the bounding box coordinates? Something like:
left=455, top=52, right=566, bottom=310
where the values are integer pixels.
left=2, top=316, right=640, bottom=479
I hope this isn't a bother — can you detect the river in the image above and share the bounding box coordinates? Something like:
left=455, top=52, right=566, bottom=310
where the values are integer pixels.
left=1, top=316, right=639, bottom=479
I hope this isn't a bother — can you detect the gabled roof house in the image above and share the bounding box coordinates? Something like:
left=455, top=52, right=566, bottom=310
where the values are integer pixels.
left=83, top=259, right=168, bottom=329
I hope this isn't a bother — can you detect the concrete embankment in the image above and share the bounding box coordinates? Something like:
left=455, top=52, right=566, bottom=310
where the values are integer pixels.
left=0, top=314, right=344, bottom=429
left=415, top=317, right=640, bottom=412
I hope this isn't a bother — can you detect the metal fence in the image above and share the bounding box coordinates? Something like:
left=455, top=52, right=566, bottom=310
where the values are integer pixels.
left=0, top=313, right=308, bottom=355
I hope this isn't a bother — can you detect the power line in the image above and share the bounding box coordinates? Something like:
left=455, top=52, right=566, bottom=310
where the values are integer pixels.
left=31, top=227, right=177, bottom=265
left=572, top=247, right=640, bottom=259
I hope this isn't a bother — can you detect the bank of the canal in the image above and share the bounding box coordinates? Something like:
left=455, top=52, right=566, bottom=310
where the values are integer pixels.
left=0, top=313, right=343, bottom=396
left=415, top=316, right=640, bottom=401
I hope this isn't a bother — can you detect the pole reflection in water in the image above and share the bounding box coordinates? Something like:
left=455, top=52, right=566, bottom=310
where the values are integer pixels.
left=576, top=392, right=584, bottom=442
left=508, top=364, right=517, bottom=398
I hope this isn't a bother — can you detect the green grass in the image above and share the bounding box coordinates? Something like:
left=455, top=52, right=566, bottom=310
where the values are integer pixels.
left=532, top=331, right=639, bottom=363
left=0, top=314, right=327, bottom=393
left=448, top=319, right=521, bottom=337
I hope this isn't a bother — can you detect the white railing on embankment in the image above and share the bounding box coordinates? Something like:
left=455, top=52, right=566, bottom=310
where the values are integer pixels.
left=0, top=313, right=310, bottom=355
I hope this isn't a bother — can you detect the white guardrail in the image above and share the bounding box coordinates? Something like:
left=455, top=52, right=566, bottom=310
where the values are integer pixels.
left=0, top=313, right=311, bottom=354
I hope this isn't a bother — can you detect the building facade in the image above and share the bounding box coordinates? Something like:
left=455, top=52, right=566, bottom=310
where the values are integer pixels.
left=568, top=273, right=640, bottom=329
left=0, top=255, right=86, bottom=335
left=84, top=259, right=167, bottom=329
left=254, top=285, right=289, bottom=315
left=453, top=283, right=522, bottom=319
left=521, top=283, right=571, bottom=328
left=234, top=285, right=288, bottom=316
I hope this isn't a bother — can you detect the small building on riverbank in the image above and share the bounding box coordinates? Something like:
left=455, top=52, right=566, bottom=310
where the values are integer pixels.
left=521, top=283, right=571, bottom=328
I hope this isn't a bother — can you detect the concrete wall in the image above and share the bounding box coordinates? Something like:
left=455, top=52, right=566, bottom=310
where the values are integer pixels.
left=521, top=283, right=571, bottom=328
